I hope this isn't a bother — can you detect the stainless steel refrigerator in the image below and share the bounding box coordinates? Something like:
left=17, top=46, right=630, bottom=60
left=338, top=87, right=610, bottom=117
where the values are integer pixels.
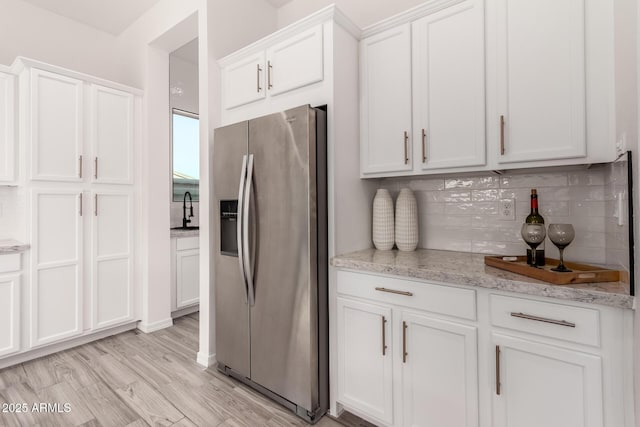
left=213, top=105, right=328, bottom=423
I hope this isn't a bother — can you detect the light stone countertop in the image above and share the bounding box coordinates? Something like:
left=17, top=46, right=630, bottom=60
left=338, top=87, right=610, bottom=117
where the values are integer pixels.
left=0, top=239, right=30, bottom=254
left=331, top=248, right=634, bottom=310
left=170, top=228, right=200, bottom=238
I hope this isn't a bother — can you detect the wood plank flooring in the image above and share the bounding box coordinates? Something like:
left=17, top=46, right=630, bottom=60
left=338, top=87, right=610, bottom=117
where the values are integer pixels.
left=0, top=313, right=375, bottom=427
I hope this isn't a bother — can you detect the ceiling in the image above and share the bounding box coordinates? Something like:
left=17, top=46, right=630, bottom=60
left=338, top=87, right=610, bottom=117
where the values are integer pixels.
left=21, top=0, right=293, bottom=36
left=20, top=0, right=162, bottom=35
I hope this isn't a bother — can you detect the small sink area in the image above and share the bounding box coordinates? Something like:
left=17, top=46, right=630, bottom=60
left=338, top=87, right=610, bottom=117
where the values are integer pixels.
left=171, top=226, right=199, bottom=230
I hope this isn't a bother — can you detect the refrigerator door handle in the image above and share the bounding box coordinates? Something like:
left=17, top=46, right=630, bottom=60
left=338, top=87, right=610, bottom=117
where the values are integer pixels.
left=237, top=154, right=249, bottom=303
left=243, top=154, right=256, bottom=306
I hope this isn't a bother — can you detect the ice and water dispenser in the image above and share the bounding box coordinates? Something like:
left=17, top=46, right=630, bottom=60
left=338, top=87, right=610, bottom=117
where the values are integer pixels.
left=220, top=200, right=238, bottom=256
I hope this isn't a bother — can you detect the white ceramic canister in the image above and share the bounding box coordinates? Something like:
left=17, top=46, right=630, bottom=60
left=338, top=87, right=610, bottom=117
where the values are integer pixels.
left=372, top=189, right=395, bottom=250
left=395, top=188, right=418, bottom=251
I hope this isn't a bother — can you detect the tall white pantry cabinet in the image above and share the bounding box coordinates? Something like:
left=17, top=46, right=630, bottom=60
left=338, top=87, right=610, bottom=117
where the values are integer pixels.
left=10, top=58, right=140, bottom=355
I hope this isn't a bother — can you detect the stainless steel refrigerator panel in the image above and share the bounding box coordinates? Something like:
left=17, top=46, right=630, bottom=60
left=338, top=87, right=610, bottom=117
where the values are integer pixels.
left=248, top=106, right=318, bottom=411
left=213, top=121, right=251, bottom=378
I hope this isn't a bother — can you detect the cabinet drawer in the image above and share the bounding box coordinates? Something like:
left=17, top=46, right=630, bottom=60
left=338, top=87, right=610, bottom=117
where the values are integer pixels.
left=177, top=237, right=199, bottom=251
left=0, top=253, right=20, bottom=274
left=490, top=294, right=600, bottom=347
left=337, top=271, right=476, bottom=321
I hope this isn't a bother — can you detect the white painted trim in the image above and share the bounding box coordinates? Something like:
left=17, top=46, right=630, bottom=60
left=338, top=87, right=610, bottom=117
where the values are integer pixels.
left=136, top=317, right=173, bottom=333
left=360, top=0, right=466, bottom=38
left=218, top=4, right=359, bottom=67
left=0, top=322, right=137, bottom=369
left=196, top=351, right=216, bottom=368
left=11, top=57, right=143, bottom=95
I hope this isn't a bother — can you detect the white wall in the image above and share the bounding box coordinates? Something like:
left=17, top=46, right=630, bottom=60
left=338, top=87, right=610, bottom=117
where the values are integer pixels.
left=170, top=55, right=199, bottom=114
left=0, top=0, right=138, bottom=86
left=276, top=0, right=428, bottom=29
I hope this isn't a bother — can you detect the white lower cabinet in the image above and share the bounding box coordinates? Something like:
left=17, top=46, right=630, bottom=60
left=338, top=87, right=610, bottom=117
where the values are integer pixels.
left=31, top=190, right=83, bottom=347
left=492, top=333, right=603, bottom=427
left=402, top=312, right=478, bottom=427
left=91, top=191, right=134, bottom=329
left=335, top=271, right=629, bottom=427
left=337, top=297, right=393, bottom=425
left=336, top=271, right=479, bottom=427
left=30, top=189, right=134, bottom=349
left=172, top=236, right=200, bottom=311
left=0, top=252, right=21, bottom=358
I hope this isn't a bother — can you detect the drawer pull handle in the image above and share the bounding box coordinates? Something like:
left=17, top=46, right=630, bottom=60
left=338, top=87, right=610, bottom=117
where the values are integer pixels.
left=381, top=316, right=387, bottom=356
left=495, top=345, right=501, bottom=395
left=510, top=312, right=575, bottom=328
left=402, top=321, right=408, bottom=363
left=375, top=287, right=413, bottom=297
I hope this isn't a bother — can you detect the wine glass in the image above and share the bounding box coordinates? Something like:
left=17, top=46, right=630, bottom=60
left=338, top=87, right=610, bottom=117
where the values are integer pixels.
left=521, top=223, right=546, bottom=268
left=547, top=224, right=575, bottom=272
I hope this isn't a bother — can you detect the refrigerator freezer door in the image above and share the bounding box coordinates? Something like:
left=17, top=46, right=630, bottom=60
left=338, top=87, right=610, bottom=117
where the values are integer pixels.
left=248, top=105, right=318, bottom=412
left=213, top=121, right=251, bottom=379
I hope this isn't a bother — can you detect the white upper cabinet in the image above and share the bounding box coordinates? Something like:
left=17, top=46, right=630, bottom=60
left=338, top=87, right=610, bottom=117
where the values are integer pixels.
left=91, top=85, right=134, bottom=184
left=223, top=51, right=267, bottom=110
left=360, top=24, right=413, bottom=175
left=412, top=0, right=486, bottom=170
left=495, top=0, right=586, bottom=164
left=0, top=71, right=15, bottom=183
left=19, top=61, right=139, bottom=185
left=266, top=25, right=324, bottom=97
left=30, top=69, right=83, bottom=182
left=221, top=24, right=324, bottom=110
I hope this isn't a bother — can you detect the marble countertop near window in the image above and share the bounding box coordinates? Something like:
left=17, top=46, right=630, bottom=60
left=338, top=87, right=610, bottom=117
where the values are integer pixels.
left=0, top=239, right=30, bottom=254
left=170, top=228, right=200, bottom=238
left=331, top=248, right=634, bottom=309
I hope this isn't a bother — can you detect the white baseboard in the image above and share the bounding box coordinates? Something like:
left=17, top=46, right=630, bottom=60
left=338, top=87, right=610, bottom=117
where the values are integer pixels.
left=197, top=351, right=216, bottom=368
left=137, top=318, right=174, bottom=333
left=171, top=305, right=199, bottom=319
left=0, top=322, right=138, bottom=369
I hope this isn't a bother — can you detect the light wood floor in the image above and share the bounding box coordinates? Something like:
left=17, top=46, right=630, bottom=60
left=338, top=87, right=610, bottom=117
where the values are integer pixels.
left=0, top=313, right=374, bottom=427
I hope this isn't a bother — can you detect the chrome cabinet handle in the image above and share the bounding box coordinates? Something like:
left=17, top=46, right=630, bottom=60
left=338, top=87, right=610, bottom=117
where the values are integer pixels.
left=79, top=193, right=83, bottom=216
left=496, top=345, right=501, bottom=395
left=94, top=194, right=98, bottom=216
left=243, top=154, right=255, bottom=306
left=375, top=287, right=413, bottom=297
left=421, top=129, right=427, bottom=163
left=510, top=312, right=576, bottom=328
left=256, top=64, right=262, bottom=92
left=402, top=321, right=408, bottom=363
left=500, top=115, right=505, bottom=155
left=79, top=155, right=83, bottom=178
left=237, top=155, right=248, bottom=303
left=267, top=61, right=273, bottom=89
left=94, top=157, right=98, bottom=179
left=381, top=316, right=388, bottom=356
left=403, top=131, right=409, bottom=164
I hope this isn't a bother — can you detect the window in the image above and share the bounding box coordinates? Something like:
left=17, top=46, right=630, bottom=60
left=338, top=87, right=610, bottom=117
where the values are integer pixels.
left=172, top=109, right=199, bottom=201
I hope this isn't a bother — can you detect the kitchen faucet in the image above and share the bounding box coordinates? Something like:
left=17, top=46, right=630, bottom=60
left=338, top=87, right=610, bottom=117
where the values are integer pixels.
left=183, top=191, right=194, bottom=228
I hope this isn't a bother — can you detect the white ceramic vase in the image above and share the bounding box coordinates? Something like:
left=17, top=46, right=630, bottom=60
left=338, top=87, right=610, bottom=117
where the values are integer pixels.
left=372, top=189, right=395, bottom=250
left=395, top=188, right=418, bottom=251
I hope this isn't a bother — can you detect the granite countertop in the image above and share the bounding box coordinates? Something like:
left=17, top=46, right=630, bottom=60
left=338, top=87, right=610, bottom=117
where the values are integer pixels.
left=0, top=239, right=30, bottom=254
left=170, top=228, right=200, bottom=238
left=331, top=248, right=634, bottom=310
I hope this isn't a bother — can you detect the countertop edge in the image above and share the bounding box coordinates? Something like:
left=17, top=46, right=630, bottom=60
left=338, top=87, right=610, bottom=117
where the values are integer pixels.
left=170, top=230, right=200, bottom=238
left=0, top=241, right=30, bottom=254
left=331, top=257, right=635, bottom=310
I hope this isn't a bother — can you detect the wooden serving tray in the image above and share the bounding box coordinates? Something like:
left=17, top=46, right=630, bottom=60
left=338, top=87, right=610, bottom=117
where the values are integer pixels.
left=484, top=256, right=620, bottom=285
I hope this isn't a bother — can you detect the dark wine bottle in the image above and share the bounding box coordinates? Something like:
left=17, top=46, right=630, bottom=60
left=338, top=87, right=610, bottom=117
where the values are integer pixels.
left=525, top=189, right=545, bottom=266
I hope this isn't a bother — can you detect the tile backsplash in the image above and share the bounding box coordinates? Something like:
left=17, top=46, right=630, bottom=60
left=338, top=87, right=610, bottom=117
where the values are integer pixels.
left=379, top=164, right=630, bottom=272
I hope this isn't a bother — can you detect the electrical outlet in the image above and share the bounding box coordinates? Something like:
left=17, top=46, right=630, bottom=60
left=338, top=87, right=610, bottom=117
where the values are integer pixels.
left=499, top=199, right=515, bottom=220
